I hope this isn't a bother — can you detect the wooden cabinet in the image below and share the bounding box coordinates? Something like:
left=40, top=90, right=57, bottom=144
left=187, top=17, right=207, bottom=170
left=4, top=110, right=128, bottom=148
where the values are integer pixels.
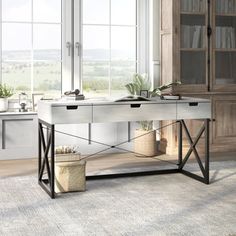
left=212, top=95, right=236, bottom=152
left=160, top=0, right=236, bottom=153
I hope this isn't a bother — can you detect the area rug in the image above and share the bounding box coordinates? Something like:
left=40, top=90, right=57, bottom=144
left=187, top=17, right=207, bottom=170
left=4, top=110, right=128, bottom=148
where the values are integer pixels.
left=0, top=161, right=236, bottom=236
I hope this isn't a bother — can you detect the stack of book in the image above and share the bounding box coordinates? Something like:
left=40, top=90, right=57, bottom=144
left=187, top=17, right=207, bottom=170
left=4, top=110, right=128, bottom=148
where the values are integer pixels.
left=62, top=94, right=85, bottom=100
left=181, top=0, right=205, bottom=13
left=181, top=25, right=205, bottom=48
left=216, top=0, right=236, bottom=14
left=216, top=26, right=236, bottom=48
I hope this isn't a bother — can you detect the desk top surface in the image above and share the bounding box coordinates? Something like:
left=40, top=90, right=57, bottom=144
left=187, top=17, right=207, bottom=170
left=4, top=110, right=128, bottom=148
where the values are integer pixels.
left=38, top=96, right=211, bottom=124
left=38, top=97, right=210, bottom=107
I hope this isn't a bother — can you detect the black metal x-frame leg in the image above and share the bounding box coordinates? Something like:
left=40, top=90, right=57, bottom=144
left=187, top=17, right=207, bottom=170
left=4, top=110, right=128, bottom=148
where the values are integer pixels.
left=38, top=118, right=210, bottom=199
left=178, top=119, right=210, bottom=184
left=38, top=119, right=55, bottom=198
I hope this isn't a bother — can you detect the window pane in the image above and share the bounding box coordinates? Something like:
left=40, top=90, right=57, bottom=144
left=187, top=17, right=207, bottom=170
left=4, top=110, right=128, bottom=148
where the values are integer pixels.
left=33, top=62, right=61, bottom=97
left=2, top=62, right=31, bottom=96
left=33, top=0, right=61, bottom=23
left=181, top=51, right=206, bottom=84
left=215, top=52, right=236, bottom=85
left=181, top=0, right=205, bottom=13
left=181, top=15, right=206, bottom=49
left=2, top=23, right=31, bottom=61
left=111, top=26, right=136, bottom=60
left=33, top=24, right=61, bottom=60
left=83, top=26, right=109, bottom=61
left=82, top=62, right=109, bottom=97
left=111, top=0, right=136, bottom=25
left=83, top=0, right=109, bottom=24
left=2, top=0, right=31, bottom=22
left=111, top=61, right=136, bottom=96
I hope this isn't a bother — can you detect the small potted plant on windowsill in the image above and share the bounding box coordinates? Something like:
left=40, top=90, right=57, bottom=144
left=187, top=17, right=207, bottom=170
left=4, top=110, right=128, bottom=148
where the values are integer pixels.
left=125, top=74, right=180, bottom=157
left=0, top=84, right=14, bottom=112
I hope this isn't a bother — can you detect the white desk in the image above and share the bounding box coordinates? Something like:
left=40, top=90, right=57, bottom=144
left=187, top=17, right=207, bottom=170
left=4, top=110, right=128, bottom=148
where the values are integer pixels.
left=38, top=97, right=211, bottom=198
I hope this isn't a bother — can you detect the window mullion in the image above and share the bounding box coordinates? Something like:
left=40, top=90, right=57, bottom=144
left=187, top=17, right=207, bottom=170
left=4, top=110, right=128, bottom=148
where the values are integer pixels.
left=78, top=0, right=82, bottom=91
left=109, top=0, right=111, bottom=96
left=138, top=0, right=150, bottom=76
left=0, top=0, right=2, bottom=84
left=62, top=0, right=73, bottom=93
left=31, top=0, right=34, bottom=93
left=135, top=0, right=138, bottom=74
left=73, top=0, right=82, bottom=92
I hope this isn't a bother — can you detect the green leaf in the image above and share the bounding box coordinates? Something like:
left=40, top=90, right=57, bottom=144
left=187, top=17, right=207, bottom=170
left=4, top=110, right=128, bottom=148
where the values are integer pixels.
left=0, top=84, right=14, bottom=98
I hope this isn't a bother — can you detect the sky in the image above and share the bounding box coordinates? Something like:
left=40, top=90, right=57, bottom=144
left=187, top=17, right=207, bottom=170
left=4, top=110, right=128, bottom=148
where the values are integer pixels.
left=1, top=0, right=136, bottom=60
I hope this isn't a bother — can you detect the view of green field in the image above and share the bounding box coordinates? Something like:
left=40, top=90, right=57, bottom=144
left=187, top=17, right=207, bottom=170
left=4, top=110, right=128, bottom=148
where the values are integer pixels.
left=1, top=50, right=136, bottom=99
left=83, top=61, right=136, bottom=97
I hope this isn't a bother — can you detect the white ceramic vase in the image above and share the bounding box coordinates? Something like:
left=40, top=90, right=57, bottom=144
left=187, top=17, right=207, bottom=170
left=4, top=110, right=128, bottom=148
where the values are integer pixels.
left=0, top=98, right=8, bottom=112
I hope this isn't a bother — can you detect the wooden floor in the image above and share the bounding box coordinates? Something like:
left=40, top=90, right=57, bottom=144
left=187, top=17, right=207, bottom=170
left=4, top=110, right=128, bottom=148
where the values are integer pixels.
left=0, top=152, right=236, bottom=178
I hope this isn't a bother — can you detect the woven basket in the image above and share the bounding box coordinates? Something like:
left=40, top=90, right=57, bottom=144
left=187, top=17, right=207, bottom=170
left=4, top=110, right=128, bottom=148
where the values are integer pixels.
left=134, top=129, right=157, bottom=157
left=55, top=154, right=86, bottom=193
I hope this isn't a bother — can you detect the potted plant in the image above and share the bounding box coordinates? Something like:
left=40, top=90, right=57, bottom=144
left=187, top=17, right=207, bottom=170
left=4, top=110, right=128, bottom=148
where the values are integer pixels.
left=0, top=84, right=14, bottom=112
left=125, top=74, right=180, bottom=157
left=125, top=74, right=181, bottom=97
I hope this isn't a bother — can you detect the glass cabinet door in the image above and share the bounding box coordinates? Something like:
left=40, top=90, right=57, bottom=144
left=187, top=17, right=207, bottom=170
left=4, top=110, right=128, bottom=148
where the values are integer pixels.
left=214, top=0, right=236, bottom=87
left=180, top=0, right=207, bottom=85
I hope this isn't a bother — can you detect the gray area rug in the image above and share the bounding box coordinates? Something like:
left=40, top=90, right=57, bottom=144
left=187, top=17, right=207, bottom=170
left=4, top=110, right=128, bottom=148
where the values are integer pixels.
left=0, top=161, right=236, bottom=236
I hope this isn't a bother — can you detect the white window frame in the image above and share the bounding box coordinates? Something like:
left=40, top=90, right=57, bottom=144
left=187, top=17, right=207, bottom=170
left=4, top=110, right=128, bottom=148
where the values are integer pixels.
left=0, top=0, right=150, bottom=98
left=62, top=0, right=150, bottom=96
left=0, top=0, right=2, bottom=85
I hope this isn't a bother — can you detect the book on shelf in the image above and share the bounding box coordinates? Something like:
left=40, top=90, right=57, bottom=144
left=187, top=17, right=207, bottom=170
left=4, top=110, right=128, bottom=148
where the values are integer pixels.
left=225, top=0, right=229, bottom=13
left=192, top=26, right=201, bottom=48
left=181, top=0, right=204, bottom=13
left=216, top=27, right=221, bottom=48
left=229, top=0, right=234, bottom=13
left=201, top=26, right=206, bottom=48
left=215, top=26, right=236, bottom=48
left=216, top=0, right=220, bottom=13
left=222, top=27, right=227, bottom=48
left=181, top=25, right=204, bottom=48
left=231, top=28, right=236, bottom=48
left=200, top=0, right=204, bottom=12
left=216, top=0, right=236, bottom=14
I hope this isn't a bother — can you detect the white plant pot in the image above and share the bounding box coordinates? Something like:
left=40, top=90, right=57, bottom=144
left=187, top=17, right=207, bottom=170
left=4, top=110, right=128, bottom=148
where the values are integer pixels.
left=0, top=98, right=9, bottom=112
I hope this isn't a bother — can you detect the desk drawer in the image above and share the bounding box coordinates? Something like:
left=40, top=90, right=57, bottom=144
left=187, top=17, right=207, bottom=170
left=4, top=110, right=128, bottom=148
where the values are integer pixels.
left=93, top=103, right=177, bottom=123
left=51, top=105, right=92, bottom=124
left=177, top=102, right=211, bottom=120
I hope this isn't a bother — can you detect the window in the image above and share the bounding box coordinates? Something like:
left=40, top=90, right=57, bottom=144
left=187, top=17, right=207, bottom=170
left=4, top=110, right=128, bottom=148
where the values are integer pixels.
left=0, top=0, right=149, bottom=99
left=82, top=0, right=137, bottom=97
left=0, top=0, right=62, bottom=98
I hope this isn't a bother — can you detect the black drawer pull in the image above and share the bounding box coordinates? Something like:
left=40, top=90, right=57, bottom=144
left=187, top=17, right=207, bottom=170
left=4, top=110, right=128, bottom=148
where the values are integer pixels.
left=130, top=104, right=141, bottom=108
left=66, top=106, right=78, bottom=110
left=189, top=102, right=198, bottom=107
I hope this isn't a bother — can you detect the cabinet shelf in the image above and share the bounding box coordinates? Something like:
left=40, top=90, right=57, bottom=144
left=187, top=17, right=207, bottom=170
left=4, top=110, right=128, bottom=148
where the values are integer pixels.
left=216, top=13, right=236, bottom=17
left=214, top=49, right=236, bottom=52
left=180, top=48, right=206, bottom=51
left=181, top=11, right=206, bottom=16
